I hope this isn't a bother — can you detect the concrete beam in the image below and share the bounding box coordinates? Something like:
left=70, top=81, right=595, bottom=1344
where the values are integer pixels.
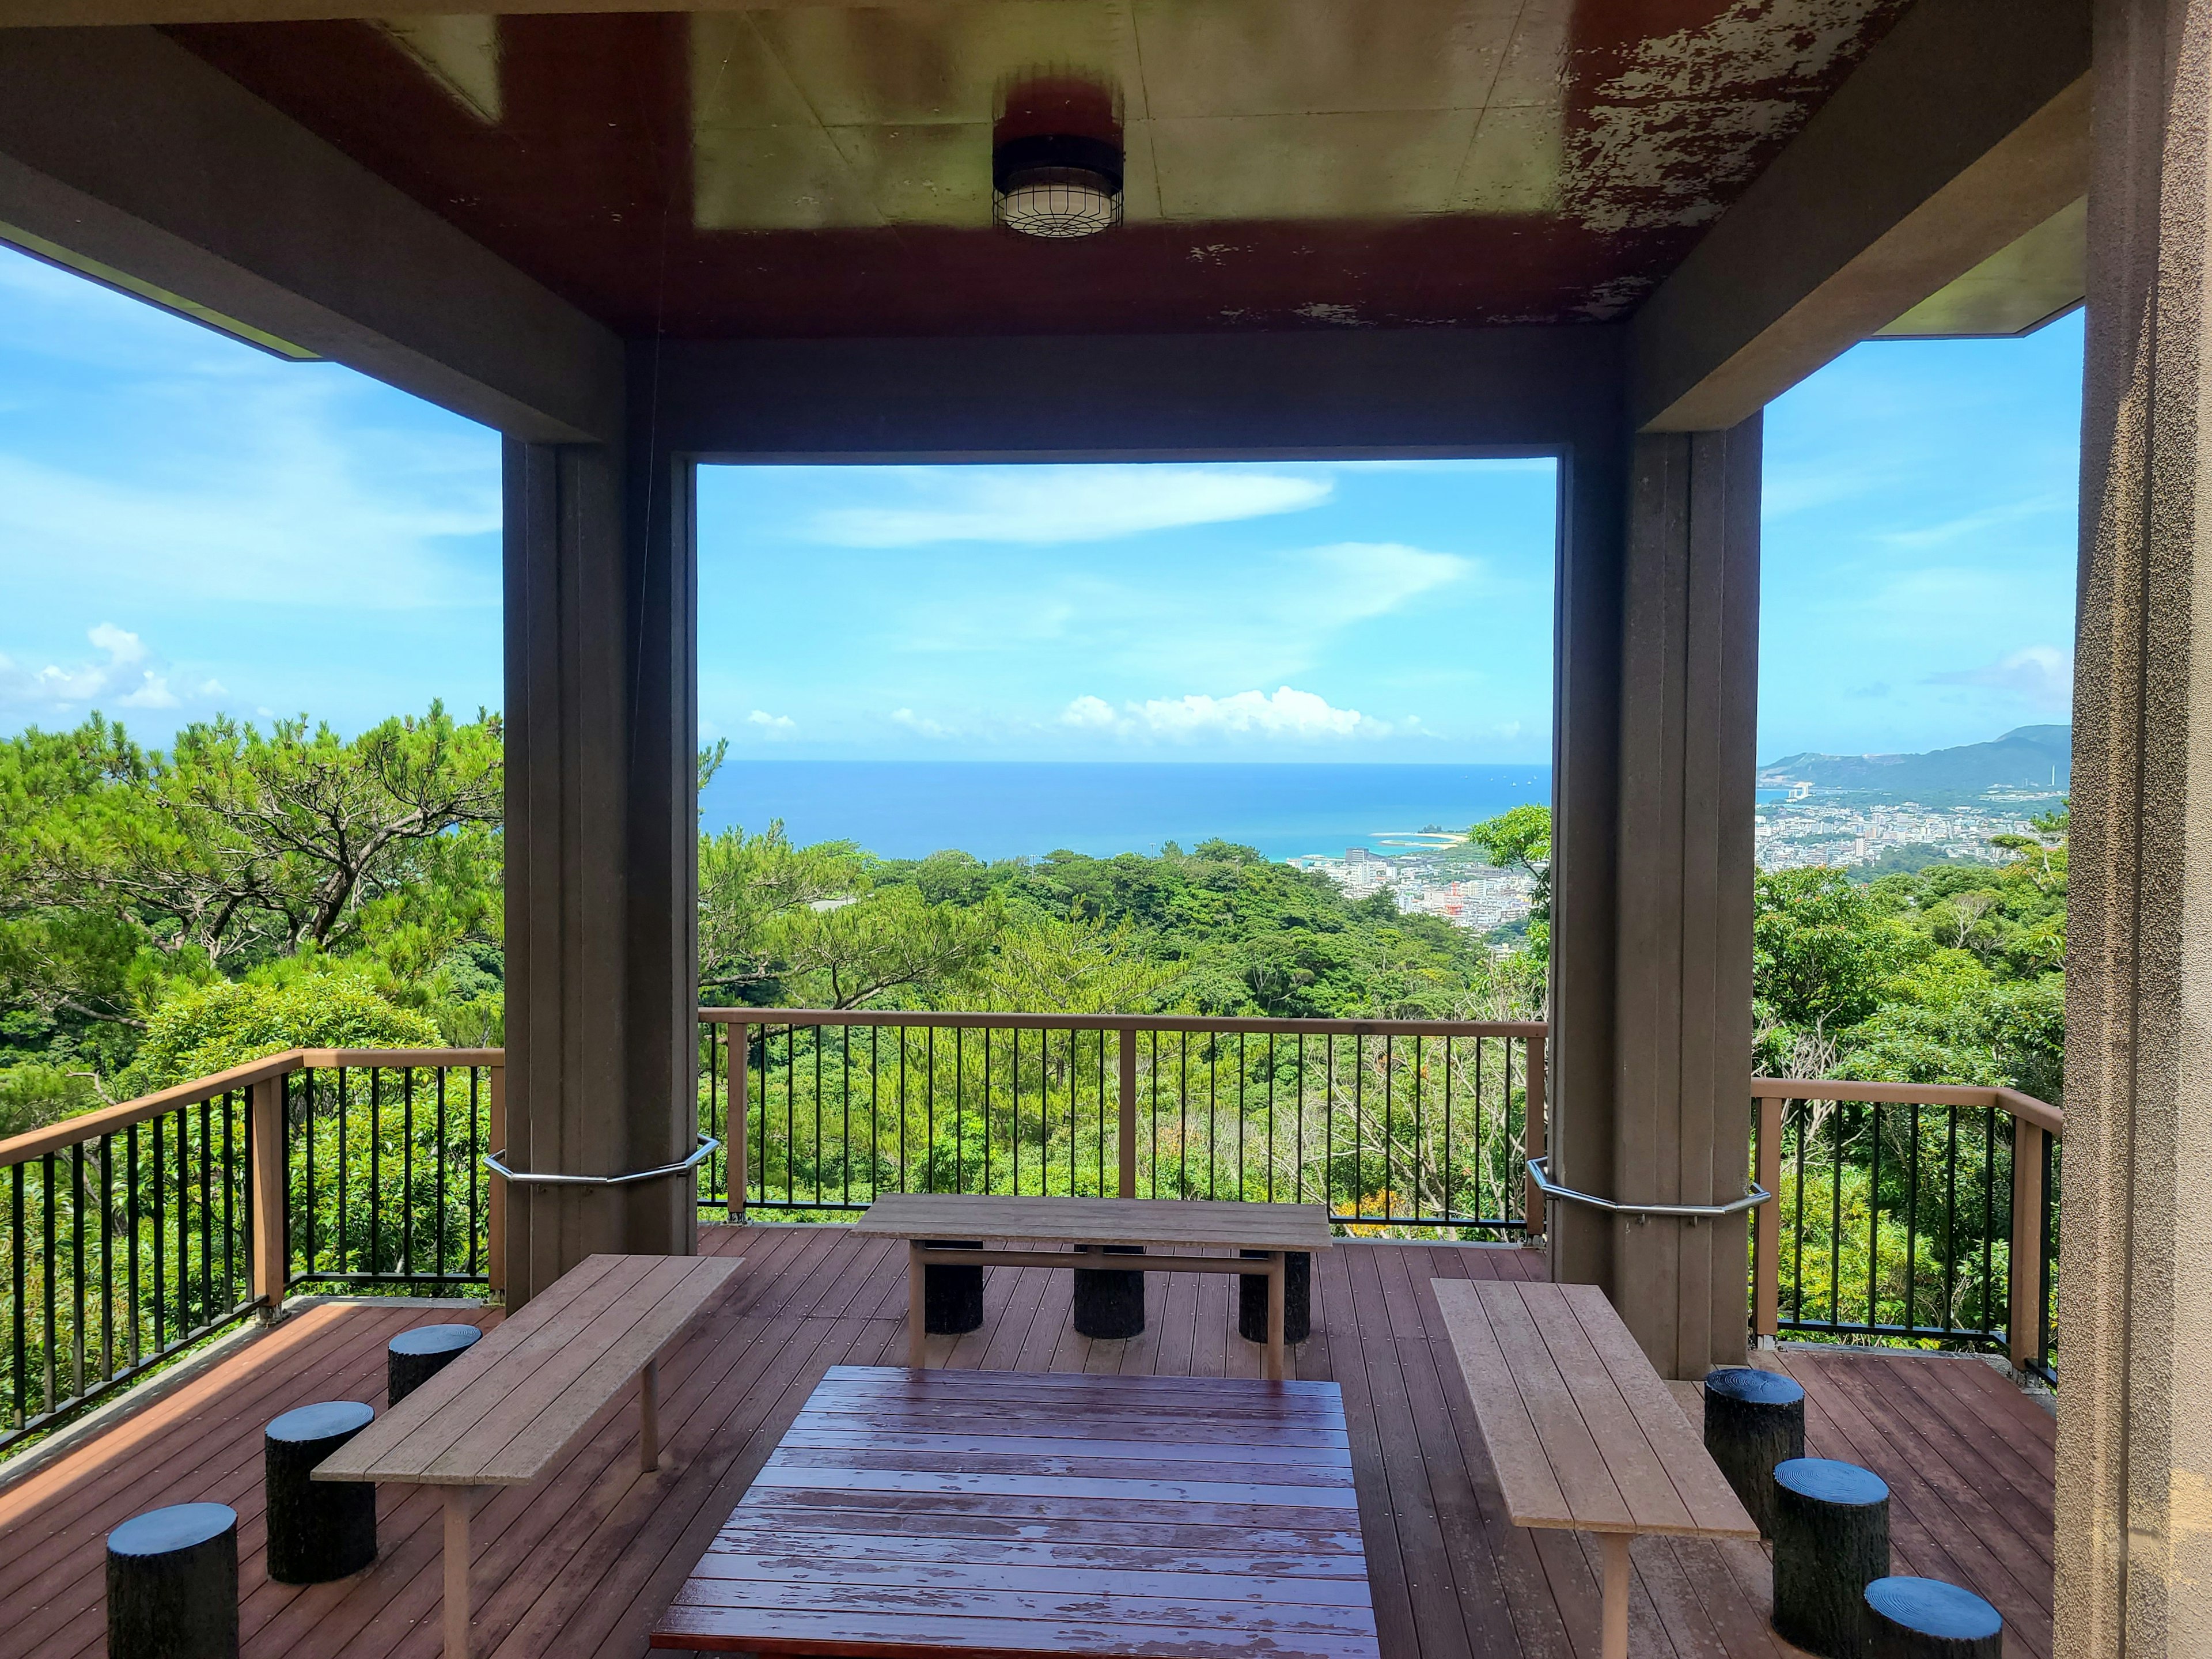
left=0, top=25, right=621, bottom=443
left=1630, top=0, right=2090, bottom=434
left=645, top=327, right=1622, bottom=460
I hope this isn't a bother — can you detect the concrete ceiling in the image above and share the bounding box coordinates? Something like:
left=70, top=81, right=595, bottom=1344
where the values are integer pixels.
left=164, top=0, right=1929, bottom=338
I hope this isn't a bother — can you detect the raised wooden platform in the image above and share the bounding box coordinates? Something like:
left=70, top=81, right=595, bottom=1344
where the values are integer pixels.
left=0, top=1226, right=2052, bottom=1659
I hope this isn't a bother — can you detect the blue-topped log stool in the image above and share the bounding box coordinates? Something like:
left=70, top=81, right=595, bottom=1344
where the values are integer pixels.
left=921, top=1239, right=985, bottom=1334
left=1071, top=1243, right=1146, bottom=1338
left=1772, top=1457, right=1891, bottom=1658
left=388, top=1322, right=483, bottom=1407
left=1864, top=1577, right=2003, bottom=1658
left=1703, top=1365, right=1805, bottom=1538
left=1238, top=1249, right=1311, bottom=1344
left=107, top=1501, right=238, bottom=1659
left=266, top=1400, right=377, bottom=1584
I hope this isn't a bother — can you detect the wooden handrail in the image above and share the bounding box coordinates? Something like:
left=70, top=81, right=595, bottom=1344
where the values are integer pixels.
left=700, top=1007, right=1547, bottom=1040
left=0, top=1047, right=505, bottom=1168
left=1751, top=1075, right=2062, bottom=1138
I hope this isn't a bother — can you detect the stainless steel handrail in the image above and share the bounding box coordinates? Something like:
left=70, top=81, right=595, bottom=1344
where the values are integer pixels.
left=1526, top=1156, right=1771, bottom=1222
left=484, top=1134, right=720, bottom=1187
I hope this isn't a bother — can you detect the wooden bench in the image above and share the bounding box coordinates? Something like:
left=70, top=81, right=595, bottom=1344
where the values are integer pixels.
left=316, top=1253, right=742, bottom=1659
left=854, top=1194, right=1334, bottom=1381
left=1429, top=1279, right=1759, bottom=1659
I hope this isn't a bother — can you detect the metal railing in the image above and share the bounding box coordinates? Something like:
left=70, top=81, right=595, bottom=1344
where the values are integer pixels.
left=3, top=1020, right=2070, bottom=1453
left=0, top=1048, right=502, bottom=1455
left=1748, top=1079, right=2060, bottom=1380
left=699, top=1010, right=1547, bottom=1234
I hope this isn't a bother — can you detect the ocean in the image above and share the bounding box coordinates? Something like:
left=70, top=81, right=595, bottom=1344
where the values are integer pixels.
left=700, top=762, right=1553, bottom=863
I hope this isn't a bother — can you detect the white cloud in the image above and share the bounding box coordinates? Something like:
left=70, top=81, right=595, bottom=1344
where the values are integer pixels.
left=0, top=622, right=213, bottom=717
left=1928, top=645, right=2073, bottom=709
left=1297, top=543, right=1472, bottom=623
left=1061, top=685, right=1390, bottom=743
left=902, top=541, right=1476, bottom=686
left=810, top=466, right=1331, bottom=547
left=891, top=707, right=951, bottom=738
left=745, top=709, right=796, bottom=730
left=1878, top=493, right=2072, bottom=551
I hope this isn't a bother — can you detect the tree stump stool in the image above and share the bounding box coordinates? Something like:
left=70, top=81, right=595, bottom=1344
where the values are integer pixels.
left=1771, top=1457, right=1891, bottom=1659
left=922, top=1239, right=985, bottom=1334
left=1703, top=1366, right=1805, bottom=1538
left=388, top=1323, right=482, bottom=1406
left=107, top=1501, right=238, bottom=1659
left=1071, top=1244, right=1145, bottom=1339
left=266, top=1401, right=378, bottom=1585
left=1237, top=1249, right=1311, bottom=1344
left=1864, top=1577, right=2003, bottom=1658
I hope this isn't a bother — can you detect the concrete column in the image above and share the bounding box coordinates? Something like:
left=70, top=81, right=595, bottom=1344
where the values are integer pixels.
left=501, top=431, right=698, bottom=1308
left=2059, top=1, right=2212, bottom=1648
left=1551, top=419, right=1762, bottom=1380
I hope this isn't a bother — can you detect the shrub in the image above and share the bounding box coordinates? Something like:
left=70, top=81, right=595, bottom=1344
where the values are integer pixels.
left=123, top=969, right=440, bottom=1094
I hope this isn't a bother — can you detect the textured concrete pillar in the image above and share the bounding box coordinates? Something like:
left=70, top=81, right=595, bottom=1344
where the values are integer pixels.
left=501, top=433, right=698, bottom=1308
left=2059, top=1, right=2212, bottom=1648
left=1551, top=419, right=1762, bottom=1380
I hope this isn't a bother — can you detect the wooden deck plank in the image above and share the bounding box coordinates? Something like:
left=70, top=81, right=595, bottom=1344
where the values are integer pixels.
left=1344, top=1244, right=1474, bottom=1659
left=1782, top=1351, right=2050, bottom=1659
left=0, top=1229, right=2052, bottom=1659
left=1790, top=1354, right=2052, bottom=1613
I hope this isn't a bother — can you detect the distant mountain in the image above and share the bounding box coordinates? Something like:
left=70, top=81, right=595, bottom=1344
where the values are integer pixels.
left=1758, top=725, right=2070, bottom=797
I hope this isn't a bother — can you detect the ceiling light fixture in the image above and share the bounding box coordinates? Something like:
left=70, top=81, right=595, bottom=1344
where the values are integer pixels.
left=992, top=132, right=1123, bottom=239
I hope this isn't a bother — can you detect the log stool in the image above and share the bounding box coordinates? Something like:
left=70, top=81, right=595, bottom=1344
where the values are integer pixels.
left=388, top=1322, right=482, bottom=1406
left=1864, top=1577, right=2003, bottom=1658
left=1071, top=1244, right=1145, bottom=1338
left=107, top=1501, right=238, bottom=1659
left=1772, top=1457, right=1891, bottom=1659
left=1237, top=1249, right=1311, bottom=1344
left=1703, top=1366, right=1805, bottom=1538
left=922, top=1239, right=985, bottom=1334
left=266, top=1400, right=378, bottom=1585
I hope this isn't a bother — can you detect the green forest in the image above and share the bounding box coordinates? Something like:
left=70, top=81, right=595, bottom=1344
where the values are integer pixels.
left=0, top=703, right=2067, bottom=1146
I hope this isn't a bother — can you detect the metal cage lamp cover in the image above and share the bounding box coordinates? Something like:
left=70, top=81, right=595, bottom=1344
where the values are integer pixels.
left=992, top=133, right=1123, bottom=238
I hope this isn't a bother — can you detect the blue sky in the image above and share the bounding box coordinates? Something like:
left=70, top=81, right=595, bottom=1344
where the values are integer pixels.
left=0, top=237, right=2080, bottom=765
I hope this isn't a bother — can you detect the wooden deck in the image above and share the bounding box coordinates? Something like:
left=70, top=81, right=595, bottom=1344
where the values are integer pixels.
left=0, top=1226, right=2054, bottom=1659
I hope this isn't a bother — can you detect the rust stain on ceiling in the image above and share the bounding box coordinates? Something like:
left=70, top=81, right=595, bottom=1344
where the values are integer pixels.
left=167, top=1, right=1912, bottom=338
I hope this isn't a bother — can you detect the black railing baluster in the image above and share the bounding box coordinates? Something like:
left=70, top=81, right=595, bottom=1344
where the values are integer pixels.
left=100, top=1132, right=113, bottom=1383
left=1904, top=1103, right=1921, bottom=1336
left=402, top=1069, right=415, bottom=1277
left=434, top=1070, right=449, bottom=1280
left=151, top=1113, right=166, bottom=1351
left=469, top=1067, right=483, bottom=1274
left=335, top=1068, right=350, bottom=1274
left=1866, top=1103, right=1881, bottom=1330
left=369, top=1068, right=382, bottom=1277
left=11, top=1161, right=23, bottom=1429
left=71, top=1141, right=86, bottom=1400
left=219, top=1094, right=234, bottom=1315
left=127, top=1124, right=141, bottom=1369
left=41, top=1153, right=56, bottom=1415
left=1991, top=1106, right=2008, bottom=1336
left=1265, top=1035, right=1276, bottom=1205
left=1942, top=1106, right=1959, bottom=1334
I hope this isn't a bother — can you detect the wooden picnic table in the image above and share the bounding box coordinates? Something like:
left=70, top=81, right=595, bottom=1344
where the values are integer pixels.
left=316, top=1253, right=741, bottom=1659
left=652, top=1365, right=1380, bottom=1659
left=854, top=1194, right=1335, bottom=1381
left=1429, top=1278, right=1759, bottom=1659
